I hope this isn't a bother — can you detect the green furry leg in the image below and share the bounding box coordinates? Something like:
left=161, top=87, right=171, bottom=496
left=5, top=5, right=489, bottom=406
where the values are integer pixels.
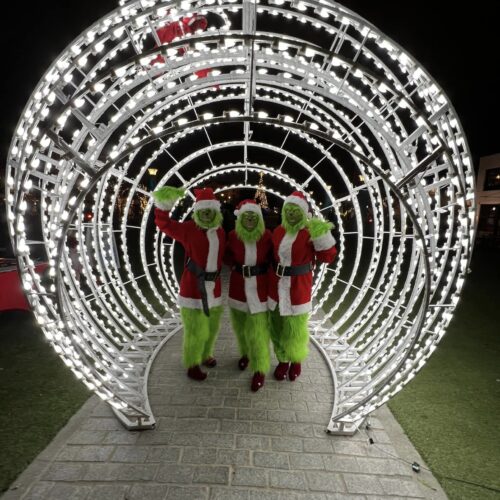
left=230, top=308, right=249, bottom=357
left=246, top=312, right=271, bottom=374
left=282, top=314, right=310, bottom=363
left=180, top=307, right=209, bottom=368
left=202, top=305, right=223, bottom=361
left=269, top=308, right=288, bottom=362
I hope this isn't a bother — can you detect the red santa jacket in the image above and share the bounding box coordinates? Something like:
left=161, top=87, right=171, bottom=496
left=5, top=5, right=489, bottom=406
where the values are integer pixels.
left=224, top=229, right=273, bottom=314
left=268, top=225, right=337, bottom=316
left=155, top=208, right=225, bottom=310
left=151, top=17, right=211, bottom=79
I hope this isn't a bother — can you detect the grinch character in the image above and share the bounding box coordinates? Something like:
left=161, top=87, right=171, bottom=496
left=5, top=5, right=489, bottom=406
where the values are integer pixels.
left=268, top=191, right=337, bottom=381
left=225, top=200, right=273, bottom=392
left=153, top=186, right=225, bottom=381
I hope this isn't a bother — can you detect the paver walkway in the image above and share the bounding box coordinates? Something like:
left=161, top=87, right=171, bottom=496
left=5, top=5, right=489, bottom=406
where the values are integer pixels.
left=2, top=317, right=447, bottom=499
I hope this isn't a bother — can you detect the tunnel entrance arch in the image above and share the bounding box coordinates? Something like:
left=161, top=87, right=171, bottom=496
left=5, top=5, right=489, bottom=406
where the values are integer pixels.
left=6, top=0, right=475, bottom=434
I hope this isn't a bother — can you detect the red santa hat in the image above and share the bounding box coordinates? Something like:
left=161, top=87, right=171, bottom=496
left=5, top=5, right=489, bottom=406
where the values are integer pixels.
left=234, top=199, right=263, bottom=217
left=193, top=187, right=221, bottom=211
left=283, top=191, right=311, bottom=216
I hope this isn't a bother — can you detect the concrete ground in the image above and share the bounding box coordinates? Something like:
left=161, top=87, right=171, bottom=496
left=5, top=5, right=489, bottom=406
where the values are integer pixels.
left=2, top=320, right=447, bottom=500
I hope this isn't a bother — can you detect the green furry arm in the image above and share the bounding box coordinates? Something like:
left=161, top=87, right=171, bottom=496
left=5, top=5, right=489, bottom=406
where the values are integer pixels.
left=152, top=186, right=185, bottom=211
left=307, top=217, right=334, bottom=239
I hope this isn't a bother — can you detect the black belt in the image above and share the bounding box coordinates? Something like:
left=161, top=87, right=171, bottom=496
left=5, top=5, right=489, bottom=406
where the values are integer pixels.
left=185, top=258, right=220, bottom=316
left=275, top=262, right=313, bottom=277
left=232, top=263, right=269, bottom=278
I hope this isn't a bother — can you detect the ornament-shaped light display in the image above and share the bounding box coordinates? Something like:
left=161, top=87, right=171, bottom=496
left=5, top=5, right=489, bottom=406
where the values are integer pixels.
left=6, top=0, right=475, bottom=433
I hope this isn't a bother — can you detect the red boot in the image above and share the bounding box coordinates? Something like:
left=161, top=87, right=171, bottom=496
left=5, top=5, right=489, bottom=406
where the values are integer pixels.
left=187, top=365, right=207, bottom=381
left=274, top=362, right=290, bottom=381
left=288, top=362, right=301, bottom=381
left=251, top=372, right=265, bottom=392
left=238, top=356, right=249, bottom=371
left=203, top=357, right=217, bottom=368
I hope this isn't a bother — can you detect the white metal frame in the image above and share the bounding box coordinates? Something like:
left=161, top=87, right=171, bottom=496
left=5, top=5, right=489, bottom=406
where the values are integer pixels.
left=6, top=0, right=475, bottom=433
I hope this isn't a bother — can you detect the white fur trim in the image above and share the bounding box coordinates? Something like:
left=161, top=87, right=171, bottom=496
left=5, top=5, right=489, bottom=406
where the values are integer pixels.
left=234, top=204, right=262, bottom=217
left=267, top=297, right=278, bottom=311
left=229, top=297, right=267, bottom=313
left=228, top=298, right=249, bottom=313
left=154, top=199, right=176, bottom=211
left=284, top=195, right=309, bottom=215
left=193, top=199, right=221, bottom=211
left=205, top=228, right=219, bottom=272
left=312, top=231, right=336, bottom=251
left=178, top=295, right=222, bottom=309
left=202, top=228, right=219, bottom=306
left=243, top=241, right=266, bottom=314
left=268, top=297, right=311, bottom=316
left=277, top=232, right=297, bottom=317
left=286, top=301, right=312, bottom=316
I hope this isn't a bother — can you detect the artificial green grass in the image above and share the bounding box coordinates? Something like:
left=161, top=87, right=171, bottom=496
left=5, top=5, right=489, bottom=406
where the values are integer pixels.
left=389, top=247, right=500, bottom=500
left=0, top=312, right=90, bottom=493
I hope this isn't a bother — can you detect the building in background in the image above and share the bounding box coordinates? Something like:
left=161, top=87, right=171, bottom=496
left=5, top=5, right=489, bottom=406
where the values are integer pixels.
left=476, top=153, right=500, bottom=248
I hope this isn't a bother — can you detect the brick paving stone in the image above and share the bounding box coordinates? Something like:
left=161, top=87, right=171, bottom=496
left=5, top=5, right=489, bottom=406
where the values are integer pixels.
left=216, top=449, right=250, bottom=466
left=156, top=464, right=196, bottom=484
left=66, top=430, right=107, bottom=445
left=146, top=446, right=181, bottom=463
left=231, top=467, right=268, bottom=487
left=166, top=485, right=209, bottom=499
left=181, top=447, right=218, bottom=464
left=193, top=466, right=230, bottom=485
left=20, top=482, right=55, bottom=500
left=267, top=410, right=297, bottom=422
left=209, top=487, right=250, bottom=499
left=251, top=421, right=283, bottom=436
left=379, top=477, right=425, bottom=497
left=306, top=471, right=345, bottom=492
left=289, top=452, right=326, bottom=470
left=303, top=438, right=334, bottom=453
left=253, top=452, right=289, bottom=470
left=127, top=484, right=169, bottom=500
left=46, top=483, right=92, bottom=500
left=43, top=463, right=87, bottom=481
left=87, top=484, right=129, bottom=499
left=83, top=463, right=156, bottom=481
left=236, top=435, right=271, bottom=450
left=282, top=422, right=314, bottom=437
left=208, top=408, right=237, bottom=420
left=269, top=470, right=307, bottom=490
left=343, top=473, right=385, bottom=495
left=270, top=436, right=304, bottom=452
left=110, top=445, right=150, bottom=463
left=56, top=445, right=114, bottom=462
left=323, top=455, right=361, bottom=473
left=220, top=419, right=252, bottom=434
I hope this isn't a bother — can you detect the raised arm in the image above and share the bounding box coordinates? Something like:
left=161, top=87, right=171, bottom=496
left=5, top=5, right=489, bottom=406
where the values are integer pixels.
left=153, top=186, right=189, bottom=244
left=307, top=217, right=337, bottom=264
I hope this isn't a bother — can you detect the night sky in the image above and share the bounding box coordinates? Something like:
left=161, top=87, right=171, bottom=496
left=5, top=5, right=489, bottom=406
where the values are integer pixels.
left=1, top=0, right=498, bottom=170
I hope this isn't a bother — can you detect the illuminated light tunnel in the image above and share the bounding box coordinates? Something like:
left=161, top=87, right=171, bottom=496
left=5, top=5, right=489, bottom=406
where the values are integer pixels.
left=6, top=0, right=475, bottom=434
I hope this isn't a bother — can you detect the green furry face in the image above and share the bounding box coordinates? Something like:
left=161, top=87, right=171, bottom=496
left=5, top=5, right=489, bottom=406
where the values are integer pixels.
left=282, top=203, right=306, bottom=234
left=236, top=212, right=265, bottom=242
left=194, top=209, right=223, bottom=229
left=241, top=211, right=259, bottom=230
